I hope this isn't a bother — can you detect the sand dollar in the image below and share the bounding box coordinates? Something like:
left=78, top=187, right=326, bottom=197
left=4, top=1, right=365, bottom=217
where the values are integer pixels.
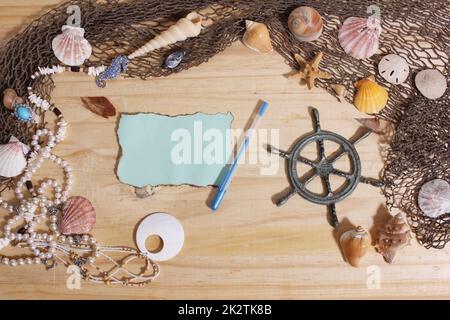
left=378, top=54, right=409, bottom=84
left=415, top=69, right=447, bottom=99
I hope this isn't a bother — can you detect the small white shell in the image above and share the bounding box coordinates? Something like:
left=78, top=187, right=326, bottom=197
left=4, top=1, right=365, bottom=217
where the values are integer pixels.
left=0, top=238, right=10, bottom=250
left=52, top=25, right=92, bottom=66
left=378, top=54, right=409, bottom=84
left=415, top=69, right=447, bottom=100
left=338, top=17, right=382, bottom=60
left=135, top=212, right=184, bottom=261
left=418, top=179, right=450, bottom=218
left=0, top=136, right=29, bottom=178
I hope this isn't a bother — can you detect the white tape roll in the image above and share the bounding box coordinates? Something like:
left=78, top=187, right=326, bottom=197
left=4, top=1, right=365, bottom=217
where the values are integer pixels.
left=135, top=212, right=184, bottom=261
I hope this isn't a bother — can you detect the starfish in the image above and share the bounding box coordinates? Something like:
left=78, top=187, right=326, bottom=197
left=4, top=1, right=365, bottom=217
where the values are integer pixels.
left=288, top=52, right=332, bottom=90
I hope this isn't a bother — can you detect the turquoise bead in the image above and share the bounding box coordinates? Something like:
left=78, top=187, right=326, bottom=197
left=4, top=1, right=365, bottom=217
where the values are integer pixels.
left=14, top=104, right=33, bottom=122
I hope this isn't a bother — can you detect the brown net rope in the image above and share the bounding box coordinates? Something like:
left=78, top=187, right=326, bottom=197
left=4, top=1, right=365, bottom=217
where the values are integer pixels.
left=0, top=0, right=449, bottom=248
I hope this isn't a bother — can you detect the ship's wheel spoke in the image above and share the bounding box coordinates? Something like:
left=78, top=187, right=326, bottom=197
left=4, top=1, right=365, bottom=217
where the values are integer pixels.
left=296, top=156, right=316, bottom=167
left=321, top=174, right=333, bottom=196
left=331, top=168, right=351, bottom=179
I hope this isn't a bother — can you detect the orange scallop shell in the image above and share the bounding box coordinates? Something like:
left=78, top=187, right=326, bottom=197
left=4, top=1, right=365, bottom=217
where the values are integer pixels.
left=60, top=196, right=96, bottom=235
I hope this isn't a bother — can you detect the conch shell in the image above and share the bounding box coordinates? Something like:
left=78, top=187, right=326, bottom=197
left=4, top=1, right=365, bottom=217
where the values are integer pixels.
left=354, top=76, right=388, bottom=114
left=128, top=12, right=202, bottom=59
left=339, top=226, right=370, bottom=268
left=0, top=136, right=30, bottom=178
left=375, top=213, right=412, bottom=264
left=52, top=25, right=92, bottom=66
left=288, top=6, right=323, bottom=42
left=242, top=20, right=273, bottom=54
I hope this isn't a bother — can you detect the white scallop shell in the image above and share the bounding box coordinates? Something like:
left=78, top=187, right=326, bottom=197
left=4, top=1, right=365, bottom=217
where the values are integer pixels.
left=338, top=17, right=382, bottom=60
left=52, top=25, right=92, bottom=66
left=0, top=136, right=29, bottom=178
left=418, top=179, right=450, bottom=218
left=378, top=54, right=409, bottom=84
left=415, top=69, right=447, bottom=100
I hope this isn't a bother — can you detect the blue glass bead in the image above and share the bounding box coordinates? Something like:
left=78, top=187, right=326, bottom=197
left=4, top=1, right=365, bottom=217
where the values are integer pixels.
left=14, top=104, right=33, bottom=122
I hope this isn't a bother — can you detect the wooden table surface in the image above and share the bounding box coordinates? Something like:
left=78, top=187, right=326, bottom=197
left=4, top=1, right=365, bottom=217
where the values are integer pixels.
left=0, top=0, right=449, bottom=300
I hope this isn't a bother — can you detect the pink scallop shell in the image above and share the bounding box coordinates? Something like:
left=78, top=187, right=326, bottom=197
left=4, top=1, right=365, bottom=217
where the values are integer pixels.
left=418, top=179, right=450, bottom=219
left=338, top=17, right=382, bottom=60
left=60, top=196, right=96, bottom=235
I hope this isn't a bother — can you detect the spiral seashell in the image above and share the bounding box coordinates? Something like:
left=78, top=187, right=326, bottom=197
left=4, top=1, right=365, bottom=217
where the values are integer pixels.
left=242, top=20, right=273, bottom=54
left=2, top=88, right=24, bottom=110
left=128, top=12, right=202, bottom=59
left=52, top=25, right=92, bottom=66
left=338, top=17, right=382, bottom=60
left=0, top=136, right=30, bottom=178
left=375, top=213, right=412, bottom=264
left=288, top=6, right=323, bottom=42
left=354, top=76, right=388, bottom=114
left=60, top=196, right=96, bottom=235
left=339, top=226, right=370, bottom=268
left=418, top=179, right=450, bottom=219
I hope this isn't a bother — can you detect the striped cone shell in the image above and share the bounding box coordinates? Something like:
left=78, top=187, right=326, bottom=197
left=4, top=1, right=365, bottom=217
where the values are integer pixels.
left=60, top=196, right=96, bottom=235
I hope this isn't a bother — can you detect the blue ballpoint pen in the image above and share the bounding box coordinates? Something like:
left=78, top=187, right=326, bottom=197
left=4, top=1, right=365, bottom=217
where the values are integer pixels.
left=210, top=101, right=269, bottom=211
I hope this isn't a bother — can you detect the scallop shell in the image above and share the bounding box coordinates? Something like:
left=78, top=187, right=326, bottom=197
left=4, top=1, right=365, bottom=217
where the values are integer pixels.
left=375, top=213, right=412, bottom=264
left=0, top=136, right=30, bottom=178
left=418, top=179, right=450, bottom=219
left=354, top=76, right=388, bottom=114
left=338, top=17, right=382, bottom=60
left=288, top=6, right=323, bottom=42
left=415, top=69, right=447, bottom=100
left=52, top=25, right=92, bottom=66
left=60, top=196, right=96, bottom=235
left=339, top=226, right=370, bottom=268
left=242, top=20, right=273, bottom=54
left=378, top=54, right=409, bottom=84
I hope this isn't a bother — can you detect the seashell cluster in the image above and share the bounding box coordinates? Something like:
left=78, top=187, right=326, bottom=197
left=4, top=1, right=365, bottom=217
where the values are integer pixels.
left=418, top=179, right=450, bottom=219
left=52, top=25, right=92, bottom=66
left=128, top=11, right=202, bottom=59
left=378, top=54, right=409, bottom=84
left=60, top=196, right=96, bottom=235
left=2, top=88, right=24, bottom=110
left=354, top=76, right=388, bottom=114
left=415, top=69, right=447, bottom=100
left=0, top=136, right=30, bottom=178
left=339, top=226, right=370, bottom=268
left=242, top=20, right=273, bottom=54
left=288, top=6, right=323, bottom=42
left=375, top=213, right=412, bottom=264
left=338, top=17, right=382, bottom=60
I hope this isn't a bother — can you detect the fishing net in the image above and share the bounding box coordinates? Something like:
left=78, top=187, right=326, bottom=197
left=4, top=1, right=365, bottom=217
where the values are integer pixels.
left=0, top=0, right=448, bottom=247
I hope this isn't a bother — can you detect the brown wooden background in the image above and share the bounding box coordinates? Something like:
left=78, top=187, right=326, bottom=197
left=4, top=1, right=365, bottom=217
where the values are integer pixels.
left=0, top=0, right=449, bottom=299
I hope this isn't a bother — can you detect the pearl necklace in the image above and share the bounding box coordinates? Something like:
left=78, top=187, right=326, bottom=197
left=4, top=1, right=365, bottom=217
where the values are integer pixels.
left=0, top=65, right=159, bottom=286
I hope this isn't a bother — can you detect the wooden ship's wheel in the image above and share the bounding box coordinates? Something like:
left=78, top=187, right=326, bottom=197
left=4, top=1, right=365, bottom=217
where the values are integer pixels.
left=270, top=108, right=383, bottom=227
